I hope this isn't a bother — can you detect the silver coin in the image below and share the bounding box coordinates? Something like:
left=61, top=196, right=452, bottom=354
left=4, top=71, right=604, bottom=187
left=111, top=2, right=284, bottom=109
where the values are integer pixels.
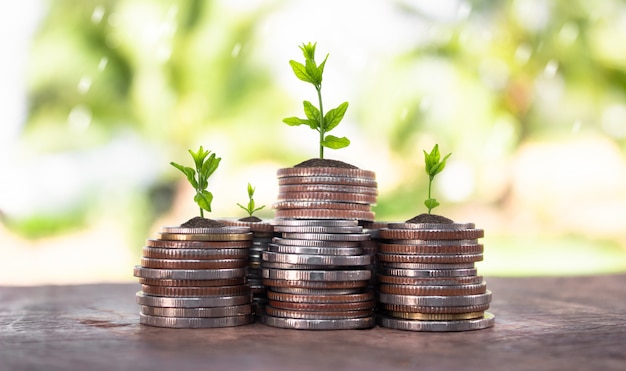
left=380, top=262, right=475, bottom=270
left=272, top=237, right=361, bottom=248
left=277, top=175, right=377, bottom=187
left=269, top=287, right=363, bottom=295
left=386, top=223, right=475, bottom=230
left=268, top=244, right=363, bottom=256
left=376, top=253, right=483, bottom=263
left=378, top=312, right=495, bottom=332
left=378, top=267, right=478, bottom=277
left=273, top=225, right=364, bottom=234
left=252, top=240, right=272, bottom=247
left=271, top=219, right=359, bottom=227
left=262, top=314, right=375, bottom=330
left=142, top=247, right=249, bottom=259
left=261, top=262, right=337, bottom=270
left=133, top=266, right=247, bottom=280
left=281, top=232, right=370, bottom=241
left=140, top=304, right=252, bottom=318
left=160, top=226, right=250, bottom=234
left=139, top=312, right=253, bottom=328
left=262, top=251, right=371, bottom=266
left=378, top=291, right=492, bottom=307
left=135, top=291, right=251, bottom=308
left=386, top=239, right=479, bottom=246
left=262, top=269, right=371, bottom=281
left=278, top=184, right=378, bottom=195
left=261, top=261, right=371, bottom=270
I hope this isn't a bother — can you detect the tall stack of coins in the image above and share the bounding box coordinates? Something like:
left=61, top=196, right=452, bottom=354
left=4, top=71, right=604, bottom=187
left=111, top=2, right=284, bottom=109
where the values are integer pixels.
left=220, top=219, right=275, bottom=317
left=133, top=225, right=255, bottom=328
left=273, top=166, right=378, bottom=222
left=376, top=222, right=495, bottom=331
left=261, top=219, right=376, bottom=330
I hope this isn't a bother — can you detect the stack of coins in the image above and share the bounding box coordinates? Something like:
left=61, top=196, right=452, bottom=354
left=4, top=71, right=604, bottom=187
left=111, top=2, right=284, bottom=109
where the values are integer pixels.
left=361, top=221, right=388, bottom=313
left=220, top=219, right=275, bottom=317
left=376, top=222, right=495, bottom=331
left=133, top=225, right=255, bottom=328
left=261, top=219, right=376, bottom=330
left=273, top=167, right=378, bottom=222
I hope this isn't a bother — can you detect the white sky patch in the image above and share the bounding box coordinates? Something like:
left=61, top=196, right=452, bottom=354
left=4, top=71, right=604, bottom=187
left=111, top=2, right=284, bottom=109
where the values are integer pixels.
left=438, top=160, right=476, bottom=202
left=67, top=105, right=92, bottom=133
left=514, top=44, right=532, bottom=65
left=91, top=5, right=105, bottom=24
left=602, top=104, right=626, bottom=138
left=77, top=75, right=92, bottom=94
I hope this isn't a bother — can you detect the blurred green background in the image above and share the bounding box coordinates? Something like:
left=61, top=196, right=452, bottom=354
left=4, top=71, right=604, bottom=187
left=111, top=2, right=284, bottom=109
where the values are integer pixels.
left=2, top=0, right=626, bottom=285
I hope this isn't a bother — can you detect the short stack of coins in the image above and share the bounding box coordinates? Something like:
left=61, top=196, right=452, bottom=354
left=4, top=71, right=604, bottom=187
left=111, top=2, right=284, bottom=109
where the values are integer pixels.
left=220, top=219, right=275, bottom=317
left=376, top=222, right=495, bottom=331
left=273, top=166, right=378, bottom=222
left=133, top=225, right=255, bottom=328
left=261, top=219, right=376, bottom=330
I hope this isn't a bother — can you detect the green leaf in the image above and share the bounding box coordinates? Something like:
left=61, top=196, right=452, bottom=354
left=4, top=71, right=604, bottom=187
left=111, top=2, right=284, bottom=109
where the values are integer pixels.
left=299, top=42, right=316, bottom=60
left=318, top=53, right=329, bottom=75
left=236, top=203, right=249, bottom=215
left=305, top=58, right=322, bottom=86
left=194, top=190, right=213, bottom=212
left=170, top=162, right=198, bottom=188
left=252, top=205, right=265, bottom=213
left=323, top=102, right=349, bottom=132
left=282, top=117, right=310, bottom=126
left=431, top=153, right=451, bottom=176
left=247, top=183, right=254, bottom=197
left=424, top=198, right=439, bottom=211
left=201, top=153, right=221, bottom=179
left=248, top=198, right=255, bottom=212
left=289, top=60, right=314, bottom=84
left=322, top=135, right=350, bottom=149
left=303, top=100, right=322, bottom=125
left=189, top=146, right=209, bottom=170
left=423, top=146, right=440, bottom=175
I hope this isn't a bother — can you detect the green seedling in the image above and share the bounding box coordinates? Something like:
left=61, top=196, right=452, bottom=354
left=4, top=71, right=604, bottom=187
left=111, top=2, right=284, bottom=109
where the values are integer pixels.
left=237, top=182, right=266, bottom=217
left=170, top=146, right=221, bottom=218
left=423, top=144, right=451, bottom=214
left=282, top=42, right=350, bottom=159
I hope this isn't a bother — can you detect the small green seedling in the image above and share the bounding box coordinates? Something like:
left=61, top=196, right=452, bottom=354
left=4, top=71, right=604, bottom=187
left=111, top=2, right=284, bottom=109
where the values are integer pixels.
left=237, top=182, right=266, bottom=217
left=282, top=42, right=350, bottom=159
left=170, top=146, right=221, bottom=218
left=423, top=144, right=451, bottom=214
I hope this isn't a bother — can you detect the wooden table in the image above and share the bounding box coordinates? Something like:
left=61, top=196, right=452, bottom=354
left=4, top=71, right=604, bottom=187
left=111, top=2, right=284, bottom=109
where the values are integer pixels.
left=1, top=275, right=625, bottom=370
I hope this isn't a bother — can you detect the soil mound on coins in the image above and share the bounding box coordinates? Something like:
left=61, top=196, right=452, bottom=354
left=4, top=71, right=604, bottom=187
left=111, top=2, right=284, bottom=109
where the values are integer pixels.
left=405, top=213, right=454, bottom=224
left=294, top=158, right=359, bottom=169
left=238, top=216, right=263, bottom=222
left=180, top=216, right=226, bottom=228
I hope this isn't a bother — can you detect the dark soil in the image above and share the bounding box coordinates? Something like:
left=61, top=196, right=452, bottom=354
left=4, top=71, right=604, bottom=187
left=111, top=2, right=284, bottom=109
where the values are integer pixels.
left=180, top=216, right=225, bottom=228
left=238, top=216, right=263, bottom=222
left=294, top=158, right=358, bottom=169
left=405, top=213, right=454, bottom=224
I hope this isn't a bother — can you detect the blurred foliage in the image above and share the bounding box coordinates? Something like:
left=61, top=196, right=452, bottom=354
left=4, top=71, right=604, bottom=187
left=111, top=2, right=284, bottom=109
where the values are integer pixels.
left=4, top=0, right=626, bottom=276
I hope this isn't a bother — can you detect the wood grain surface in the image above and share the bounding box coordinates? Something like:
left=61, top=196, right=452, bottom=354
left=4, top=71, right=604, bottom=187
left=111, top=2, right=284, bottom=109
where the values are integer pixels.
left=1, top=275, right=625, bottom=371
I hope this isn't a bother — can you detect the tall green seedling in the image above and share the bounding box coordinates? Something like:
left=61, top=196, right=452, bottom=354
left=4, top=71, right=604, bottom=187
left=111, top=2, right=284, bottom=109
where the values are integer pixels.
left=423, top=144, right=451, bottom=214
left=170, top=146, right=221, bottom=218
left=282, top=42, right=350, bottom=159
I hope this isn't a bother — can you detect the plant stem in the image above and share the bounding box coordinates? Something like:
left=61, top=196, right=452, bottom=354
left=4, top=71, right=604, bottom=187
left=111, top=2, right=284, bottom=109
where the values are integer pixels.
left=427, top=176, right=433, bottom=214
left=316, top=85, right=325, bottom=159
left=199, top=207, right=204, bottom=218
